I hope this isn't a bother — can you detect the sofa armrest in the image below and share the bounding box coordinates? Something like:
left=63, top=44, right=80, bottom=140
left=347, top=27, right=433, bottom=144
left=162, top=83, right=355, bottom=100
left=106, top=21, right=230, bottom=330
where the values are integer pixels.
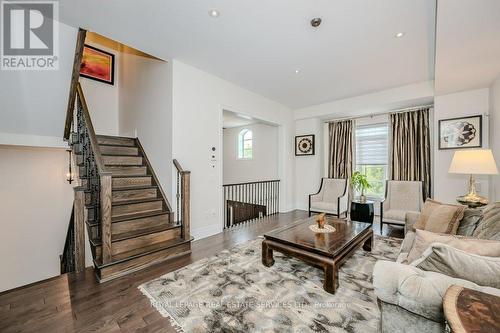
left=373, top=260, right=500, bottom=323
left=405, top=211, right=420, bottom=235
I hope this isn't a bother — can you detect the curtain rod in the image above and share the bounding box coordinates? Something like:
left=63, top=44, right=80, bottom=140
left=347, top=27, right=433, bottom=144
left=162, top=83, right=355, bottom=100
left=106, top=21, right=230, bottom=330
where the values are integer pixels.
left=323, top=104, right=434, bottom=124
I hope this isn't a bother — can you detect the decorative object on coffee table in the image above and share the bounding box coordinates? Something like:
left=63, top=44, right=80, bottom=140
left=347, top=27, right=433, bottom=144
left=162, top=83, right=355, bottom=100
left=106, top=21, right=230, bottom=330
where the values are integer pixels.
left=350, top=199, right=374, bottom=224
left=439, top=115, right=482, bottom=150
left=443, top=285, right=500, bottom=333
left=295, top=134, right=315, bottom=156
left=449, top=149, right=498, bottom=208
left=351, top=171, right=371, bottom=203
left=316, top=213, right=326, bottom=228
left=262, top=216, right=372, bottom=294
left=308, top=224, right=336, bottom=233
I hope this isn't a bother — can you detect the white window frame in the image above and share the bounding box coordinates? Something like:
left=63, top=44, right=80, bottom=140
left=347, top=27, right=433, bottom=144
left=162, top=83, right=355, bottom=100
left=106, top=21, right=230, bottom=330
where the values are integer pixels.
left=354, top=122, right=389, bottom=200
left=238, top=129, right=253, bottom=160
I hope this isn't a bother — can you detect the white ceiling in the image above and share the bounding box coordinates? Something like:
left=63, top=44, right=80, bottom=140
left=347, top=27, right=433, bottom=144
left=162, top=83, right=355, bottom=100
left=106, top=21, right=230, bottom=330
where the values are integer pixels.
left=435, top=0, right=500, bottom=95
left=59, top=0, right=436, bottom=109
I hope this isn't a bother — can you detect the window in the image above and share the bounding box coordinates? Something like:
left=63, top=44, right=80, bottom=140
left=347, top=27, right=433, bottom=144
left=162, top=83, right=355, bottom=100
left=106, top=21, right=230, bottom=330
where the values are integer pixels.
left=238, top=129, right=253, bottom=159
left=355, top=123, right=388, bottom=199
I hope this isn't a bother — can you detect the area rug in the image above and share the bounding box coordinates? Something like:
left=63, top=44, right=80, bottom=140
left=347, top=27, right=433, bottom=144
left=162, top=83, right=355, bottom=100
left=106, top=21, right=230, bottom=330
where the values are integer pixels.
left=139, top=235, right=401, bottom=333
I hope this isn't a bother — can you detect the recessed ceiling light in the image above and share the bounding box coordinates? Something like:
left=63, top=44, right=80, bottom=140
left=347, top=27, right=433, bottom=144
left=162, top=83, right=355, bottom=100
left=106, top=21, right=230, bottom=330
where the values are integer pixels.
left=209, top=9, right=220, bottom=18
left=395, top=32, right=405, bottom=38
left=295, top=69, right=300, bottom=74
left=310, top=18, right=322, bottom=28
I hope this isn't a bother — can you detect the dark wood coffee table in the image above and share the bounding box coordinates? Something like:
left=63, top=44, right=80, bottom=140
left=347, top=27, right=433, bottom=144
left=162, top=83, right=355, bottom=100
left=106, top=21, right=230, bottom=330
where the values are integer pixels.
left=262, top=216, right=373, bottom=294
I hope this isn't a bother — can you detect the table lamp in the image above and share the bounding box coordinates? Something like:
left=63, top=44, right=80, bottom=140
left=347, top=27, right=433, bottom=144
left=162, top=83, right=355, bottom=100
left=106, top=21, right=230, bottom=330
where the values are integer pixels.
left=448, top=149, right=498, bottom=207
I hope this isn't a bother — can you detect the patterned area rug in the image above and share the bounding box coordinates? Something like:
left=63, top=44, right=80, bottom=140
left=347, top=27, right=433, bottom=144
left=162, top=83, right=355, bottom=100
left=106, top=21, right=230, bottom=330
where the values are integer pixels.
left=139, top=235, right=401, bottom=333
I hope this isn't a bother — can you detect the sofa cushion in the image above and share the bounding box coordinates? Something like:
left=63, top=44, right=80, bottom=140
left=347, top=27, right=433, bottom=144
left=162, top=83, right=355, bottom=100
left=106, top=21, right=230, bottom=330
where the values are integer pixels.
left=412, top=243, right=500, bottom=289
left=310, top=201, right=337, bottom=213
left=414, top=199, right=465, bottom=234
left=373, top=260, right=500, bottom=322
left=384, top=209, right=408, bottom=222
left=473, top=202, right=500, bottom=240
left=406, top=229, right=500, bottom=264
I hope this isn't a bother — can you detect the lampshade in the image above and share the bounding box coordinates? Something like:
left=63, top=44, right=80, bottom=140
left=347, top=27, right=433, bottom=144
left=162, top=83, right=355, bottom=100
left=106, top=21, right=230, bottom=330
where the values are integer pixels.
left=449, top=149, right=499, bottom=175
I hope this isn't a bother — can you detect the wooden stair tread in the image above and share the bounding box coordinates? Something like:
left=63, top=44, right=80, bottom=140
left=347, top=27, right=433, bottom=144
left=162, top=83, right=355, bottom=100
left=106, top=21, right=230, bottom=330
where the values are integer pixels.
left=85, top=197, right=162, bottom=210
left=95, top=237, right=193, bottom=268
left=86, top=210, right=169, bottom=227
left=112, top=185, right=158, bottom=191
left=111, top=197, right=163, bottom=206
left=91, top=223, right=180, bottom=245
left=111, top=174, right=151, bottom=178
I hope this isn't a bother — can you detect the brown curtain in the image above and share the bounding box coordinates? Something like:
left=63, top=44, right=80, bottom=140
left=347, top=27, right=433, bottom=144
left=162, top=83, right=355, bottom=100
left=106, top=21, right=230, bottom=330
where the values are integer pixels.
left=328, top=120, right=353, bottom=179
left=390, top=108, right=432, bottom=199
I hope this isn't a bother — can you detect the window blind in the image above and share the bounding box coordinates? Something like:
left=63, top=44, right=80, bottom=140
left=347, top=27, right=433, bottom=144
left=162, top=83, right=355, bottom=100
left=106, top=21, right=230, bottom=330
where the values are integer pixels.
left=355, top=123, right=388, bottom=165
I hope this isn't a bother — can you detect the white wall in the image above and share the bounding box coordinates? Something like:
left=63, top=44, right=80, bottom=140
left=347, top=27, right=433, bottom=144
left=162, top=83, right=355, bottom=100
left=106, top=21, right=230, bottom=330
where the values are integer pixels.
left=434, top=88, right=490, bottom=203
left=171, top=60, right=294, bottom=240
left=0, top=22, right=77, bottom=147
left=490, top=75, right=500, bottom=201
left=294, top=118, right=324, bottom=210
left=80, top=43, right=120, bottom=136
left=0, top=146, right=74, bottom=292
left=294, top=81, right=434, bottom=120
left=119, top=54, right=173, bottom=202
left=223, top=124, right=279, bottom=184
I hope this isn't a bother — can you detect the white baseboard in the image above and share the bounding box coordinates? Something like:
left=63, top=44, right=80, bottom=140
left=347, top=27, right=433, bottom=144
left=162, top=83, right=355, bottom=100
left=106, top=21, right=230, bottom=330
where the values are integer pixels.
left=191, top=224, right=223, bottom=240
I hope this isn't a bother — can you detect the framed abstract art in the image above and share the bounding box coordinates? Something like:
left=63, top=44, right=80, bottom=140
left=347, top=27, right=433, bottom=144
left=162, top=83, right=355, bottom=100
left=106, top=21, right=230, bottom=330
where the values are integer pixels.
left=295, top=134, right=315, bottom=156
left=80, top=44, right=115, bottom=85
left=438, top=115, right=482, bottom=150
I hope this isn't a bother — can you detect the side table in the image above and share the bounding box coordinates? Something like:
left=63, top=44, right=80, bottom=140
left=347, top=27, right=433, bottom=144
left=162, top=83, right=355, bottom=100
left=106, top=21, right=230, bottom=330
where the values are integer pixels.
left=350, top=200, right=374, bottom=224
left=443, top=285, right=500, bottom=333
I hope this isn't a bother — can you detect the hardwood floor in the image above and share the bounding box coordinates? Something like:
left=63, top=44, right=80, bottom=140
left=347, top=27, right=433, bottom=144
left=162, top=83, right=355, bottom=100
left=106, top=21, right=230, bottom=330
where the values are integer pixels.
left=0, top=210, right=403, bottom=333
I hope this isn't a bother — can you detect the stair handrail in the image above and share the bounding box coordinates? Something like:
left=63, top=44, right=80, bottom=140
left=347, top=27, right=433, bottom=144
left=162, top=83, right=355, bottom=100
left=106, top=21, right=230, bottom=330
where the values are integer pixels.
left=63, top=28, right=86, bottom=141
left=173, top=159, right=191, bottom=240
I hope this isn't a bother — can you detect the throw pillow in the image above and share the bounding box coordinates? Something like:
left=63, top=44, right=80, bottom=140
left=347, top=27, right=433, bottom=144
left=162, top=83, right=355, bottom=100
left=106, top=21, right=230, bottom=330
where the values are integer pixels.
left=457, top=208, right=484, bottom=236
left=473, top=202, right=500, bottom=240
left=405, top=229, right=500, bottom=264
left=413, top=199, right=465, bottom=234
left=412, top=243, right=500, bottom=289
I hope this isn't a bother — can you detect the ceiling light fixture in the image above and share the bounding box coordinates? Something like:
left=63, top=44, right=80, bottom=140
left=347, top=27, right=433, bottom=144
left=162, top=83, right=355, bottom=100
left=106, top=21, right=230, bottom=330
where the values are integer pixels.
left=395, top=32, right=405, bottom=38
left=209, top=9, right=220, bottom=18
left=295, top=69, right=300, bottom=74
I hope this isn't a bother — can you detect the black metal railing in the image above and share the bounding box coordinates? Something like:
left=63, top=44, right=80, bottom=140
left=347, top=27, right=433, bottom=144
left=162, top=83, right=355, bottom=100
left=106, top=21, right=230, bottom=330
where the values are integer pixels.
left=223, top=179, right=280, bottom=228
left=60, top=207, right=75, bottom=274
left=74, top=93, right=102, bottom=237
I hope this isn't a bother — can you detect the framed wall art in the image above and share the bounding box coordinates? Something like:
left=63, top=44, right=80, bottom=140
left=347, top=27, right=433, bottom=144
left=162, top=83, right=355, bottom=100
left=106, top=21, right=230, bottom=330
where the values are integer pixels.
left=80, top=44, right=115, bottom=85
left=295, top=134, right=315, bottom=156
left=438, top=115, right=482, bottom=150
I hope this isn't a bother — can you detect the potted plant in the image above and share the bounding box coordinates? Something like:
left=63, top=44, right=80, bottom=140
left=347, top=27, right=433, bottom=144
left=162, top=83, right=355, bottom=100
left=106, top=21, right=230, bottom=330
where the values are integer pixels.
left=351, top=171, right=371, bottom=203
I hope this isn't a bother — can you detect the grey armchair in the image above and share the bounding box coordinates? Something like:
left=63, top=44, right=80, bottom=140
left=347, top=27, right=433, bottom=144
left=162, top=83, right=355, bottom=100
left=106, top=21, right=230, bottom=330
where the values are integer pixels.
left=309, top=178, right=349, bottom=218
left=380, top=180, right=424, bottom=233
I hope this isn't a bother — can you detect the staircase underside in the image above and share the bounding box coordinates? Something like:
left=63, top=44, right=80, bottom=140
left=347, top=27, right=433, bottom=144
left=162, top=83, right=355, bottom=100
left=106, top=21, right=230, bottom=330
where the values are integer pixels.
left=76, top=134, right=192, bottom=282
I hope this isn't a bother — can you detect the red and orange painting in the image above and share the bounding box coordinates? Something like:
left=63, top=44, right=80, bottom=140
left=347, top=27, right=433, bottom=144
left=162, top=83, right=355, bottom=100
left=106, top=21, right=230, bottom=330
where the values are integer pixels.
left=80, top=45, right=115, bottom=85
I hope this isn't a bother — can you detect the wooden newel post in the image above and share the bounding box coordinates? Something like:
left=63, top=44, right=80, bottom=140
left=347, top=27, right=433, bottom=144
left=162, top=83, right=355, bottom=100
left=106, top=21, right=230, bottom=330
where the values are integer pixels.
left=74, top=187, right=86, bottom=273
left=181, top=171, right=191, bottom=240
left=100, top=173, right=113, bottom=264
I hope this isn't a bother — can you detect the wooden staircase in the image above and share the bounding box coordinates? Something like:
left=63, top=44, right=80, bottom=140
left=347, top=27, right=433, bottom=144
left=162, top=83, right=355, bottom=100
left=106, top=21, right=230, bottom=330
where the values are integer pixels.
left=79, top=135, right=191, bottom=281
left=62, top=81, right=192, bottom=282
